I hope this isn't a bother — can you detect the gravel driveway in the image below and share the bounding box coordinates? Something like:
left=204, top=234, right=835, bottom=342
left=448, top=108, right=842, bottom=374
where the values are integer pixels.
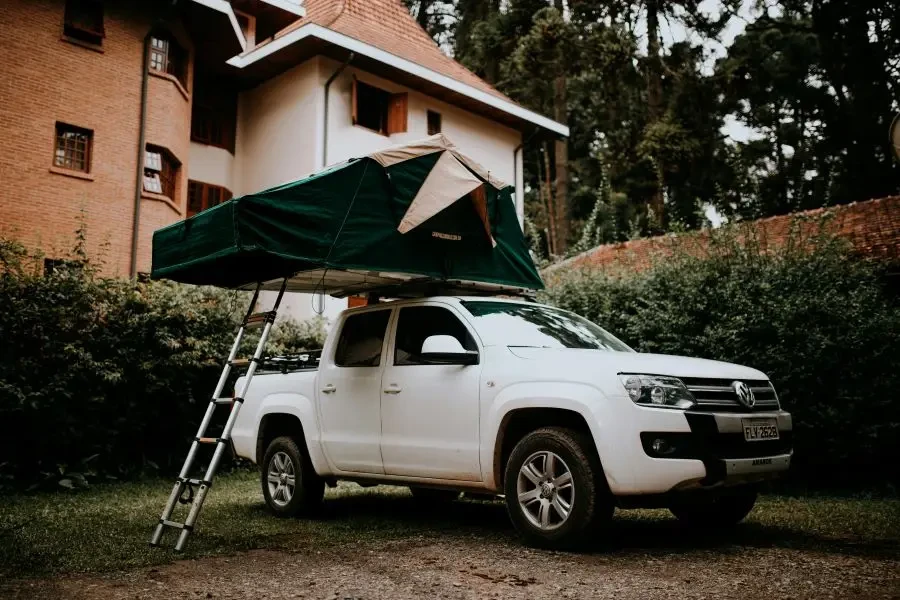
left=4, top=495, right=898, bottom=600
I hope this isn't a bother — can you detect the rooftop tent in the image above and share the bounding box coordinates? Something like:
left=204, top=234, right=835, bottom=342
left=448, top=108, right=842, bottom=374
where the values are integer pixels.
left=151, top=134, right=544, bottom=295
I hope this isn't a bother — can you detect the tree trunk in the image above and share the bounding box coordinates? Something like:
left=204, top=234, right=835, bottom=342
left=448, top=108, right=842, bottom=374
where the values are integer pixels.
left=552, top=0, right=569, bottom=254
left=540, top=144, right=558, bottom=256
left=645, top=0, right=665, bottom=226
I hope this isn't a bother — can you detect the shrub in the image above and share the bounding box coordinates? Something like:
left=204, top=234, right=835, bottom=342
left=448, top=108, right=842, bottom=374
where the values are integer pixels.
left=542, top=221, right=900, bottom=489
left=0, top=236, right=326, bottom=488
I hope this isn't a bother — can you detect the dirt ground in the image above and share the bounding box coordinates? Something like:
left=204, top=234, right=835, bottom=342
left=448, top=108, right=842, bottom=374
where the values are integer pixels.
left=4, top=498, right=899, bottom=600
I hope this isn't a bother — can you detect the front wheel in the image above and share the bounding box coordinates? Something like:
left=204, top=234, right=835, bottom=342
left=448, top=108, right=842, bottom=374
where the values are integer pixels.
left=261, top=436, right=325, bottom=517
left=504, top=427, right=613, bottom=550
left=669, top=487, right=758, bottom=528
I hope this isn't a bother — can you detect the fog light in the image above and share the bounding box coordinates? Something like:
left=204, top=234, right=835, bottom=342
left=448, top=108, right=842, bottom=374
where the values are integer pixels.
left=651, top=438, right=673, bottom=455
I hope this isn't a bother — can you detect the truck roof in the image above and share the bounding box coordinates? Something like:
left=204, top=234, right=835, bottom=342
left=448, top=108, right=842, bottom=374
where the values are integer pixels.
left=341, top=295, right=537, bottom=315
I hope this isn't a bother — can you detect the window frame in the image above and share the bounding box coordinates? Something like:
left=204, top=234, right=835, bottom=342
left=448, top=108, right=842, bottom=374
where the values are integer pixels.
left=190, top=81, right=237, bottom=152
left=351, top=77, right=408, bottom=136
left=427, top=110, right=442, bottom=136
left=333, top=309, right=392, bottom=368
left=149, top=35, right=188, bottom=90
left=63, top=0, right=104, bottom=45
left=53, top=122, right=93, bottom=174
left=391, top=305, right=479, bottom=367
left=143, top=145, right=181, bottom=201
left=187, top=180, right=232, bottom=217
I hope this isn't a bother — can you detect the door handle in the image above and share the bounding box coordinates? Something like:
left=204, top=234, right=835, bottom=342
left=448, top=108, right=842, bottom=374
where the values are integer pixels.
left=321, top=384, right=336, bottom=394
left=383, top=384, right=402, bottom=394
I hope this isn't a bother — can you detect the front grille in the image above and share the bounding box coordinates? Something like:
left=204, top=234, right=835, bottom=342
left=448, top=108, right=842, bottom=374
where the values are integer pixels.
left=680, top=377, right=779, bottom=412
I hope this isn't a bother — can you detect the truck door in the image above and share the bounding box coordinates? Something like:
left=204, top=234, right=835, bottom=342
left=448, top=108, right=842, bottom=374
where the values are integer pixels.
left=380, top=304, right=482, bottom=481
left=317, top=308, right=392, bottom=474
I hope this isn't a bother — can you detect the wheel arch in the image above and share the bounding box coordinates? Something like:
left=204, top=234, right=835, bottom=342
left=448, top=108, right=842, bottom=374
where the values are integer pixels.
left=484, top=382, right=610, bottom=491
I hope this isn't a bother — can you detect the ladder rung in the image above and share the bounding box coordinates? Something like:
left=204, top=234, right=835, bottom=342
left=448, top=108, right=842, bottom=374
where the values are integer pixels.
left=197, top=437, right=224, bottom=445
left=213, top=397, right=235, bottom=405
left=159, top=519, right=192, bottom=531
left=244, top=311, right=276, bottom=328
left=230, top=358, right=257, bottom=368
left=178, top=477, right=211, bottom=487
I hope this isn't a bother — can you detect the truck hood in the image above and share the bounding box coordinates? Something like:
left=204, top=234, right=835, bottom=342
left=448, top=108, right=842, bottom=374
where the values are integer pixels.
left=506, top=347, right=768, bottom=381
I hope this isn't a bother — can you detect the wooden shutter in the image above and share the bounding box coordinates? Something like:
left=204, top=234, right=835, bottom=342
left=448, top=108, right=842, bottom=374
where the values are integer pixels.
left=351, top=76, right=358, bottom=125
left=386, top=93, right=408, bottom=134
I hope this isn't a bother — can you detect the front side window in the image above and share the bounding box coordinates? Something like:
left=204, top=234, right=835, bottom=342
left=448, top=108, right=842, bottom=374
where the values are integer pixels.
left=394, top=306, right=476, bottom=366
left=461, top=301, right=633, bottom=352
left=149, top=36, right=188, bottom=89
left=54, top=122, right=92, bottom=173
left=334, top=310, right=391, bottom=367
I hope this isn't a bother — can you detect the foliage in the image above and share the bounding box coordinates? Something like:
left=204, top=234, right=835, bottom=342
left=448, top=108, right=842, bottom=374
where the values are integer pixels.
left=407, top=1, right=899, bottom=253
left=0, top=236, right=325, bottom=487
left=542, top=224, right=900, bottom=487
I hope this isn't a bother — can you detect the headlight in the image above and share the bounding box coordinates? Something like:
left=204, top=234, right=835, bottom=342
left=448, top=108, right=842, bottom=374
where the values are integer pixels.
left=618, top=374, right=696, bottom=409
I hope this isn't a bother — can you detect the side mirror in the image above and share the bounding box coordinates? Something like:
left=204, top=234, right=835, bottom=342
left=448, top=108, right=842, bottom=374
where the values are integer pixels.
left=420, top=335, right=479, bottom=365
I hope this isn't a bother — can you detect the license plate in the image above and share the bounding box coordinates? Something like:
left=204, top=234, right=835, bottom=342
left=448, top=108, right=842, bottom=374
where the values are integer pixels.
left=742, top=418, right=779, bottom=442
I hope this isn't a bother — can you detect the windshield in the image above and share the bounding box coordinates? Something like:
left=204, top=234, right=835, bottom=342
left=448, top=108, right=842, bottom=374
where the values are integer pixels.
left=461, top=301, right=634, bottom=352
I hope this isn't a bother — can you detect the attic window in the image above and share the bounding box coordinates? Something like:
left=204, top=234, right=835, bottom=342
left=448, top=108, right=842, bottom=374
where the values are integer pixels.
left=427, top=110, right=442, bottom=135
left=352, top=78, right=407, bottom=136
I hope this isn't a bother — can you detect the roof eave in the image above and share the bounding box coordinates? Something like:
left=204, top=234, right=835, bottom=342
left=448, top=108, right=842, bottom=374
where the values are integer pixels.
left=185, top=0, right=247, bottom=58
left=227, top=23, right=569, bottom=138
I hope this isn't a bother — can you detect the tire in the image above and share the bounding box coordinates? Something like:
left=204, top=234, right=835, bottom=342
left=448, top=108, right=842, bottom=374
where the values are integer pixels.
left=261, top=436, right=325, bottom=517
left=669, top=486, right=758, bottom=528
left=409, top=487, right=460, bottom=503
left=504, top=427, right=613, bottom=550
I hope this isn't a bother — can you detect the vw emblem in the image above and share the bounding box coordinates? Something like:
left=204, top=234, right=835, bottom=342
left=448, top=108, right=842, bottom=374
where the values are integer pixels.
left=732, top=381, right=756, bottom=408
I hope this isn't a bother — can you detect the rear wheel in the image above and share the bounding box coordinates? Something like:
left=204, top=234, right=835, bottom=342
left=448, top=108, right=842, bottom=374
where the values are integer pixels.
left=261, top=436, right=324, bottom=517
left=669, top=487, right=758, bottom=528
left=504, top=427, right=613, bottom=550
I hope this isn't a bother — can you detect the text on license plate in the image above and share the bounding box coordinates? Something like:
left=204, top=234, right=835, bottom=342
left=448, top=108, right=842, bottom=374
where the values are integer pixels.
left=742, top=418, right=779, bottom=442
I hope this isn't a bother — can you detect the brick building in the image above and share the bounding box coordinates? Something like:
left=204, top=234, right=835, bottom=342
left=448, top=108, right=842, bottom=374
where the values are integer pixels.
left=0, top=0, right=566, bottom=304
left=547, top=195, right=900, bottom=279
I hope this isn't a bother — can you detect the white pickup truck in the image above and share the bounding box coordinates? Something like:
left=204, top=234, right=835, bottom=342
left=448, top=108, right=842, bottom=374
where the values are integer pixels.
left=231, top=296, right=792, bottom=549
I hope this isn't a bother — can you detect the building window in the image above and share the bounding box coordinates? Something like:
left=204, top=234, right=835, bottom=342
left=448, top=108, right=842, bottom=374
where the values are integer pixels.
left=191, top=81, right=237, bottom=152
left=64, top=0, right=104, bottom=45
left=54, top=122, right=93, bottom=173
left=427, top=110, right=442, bottom=135
left=143, top=145, right=180, bottom=199
left=352, top=78, right=407, bottom=136
left=149, top=36, right=188, bottom=89
left=187, top=181, right=232, bottom=217
left=235, top=10, right=256, bottom=49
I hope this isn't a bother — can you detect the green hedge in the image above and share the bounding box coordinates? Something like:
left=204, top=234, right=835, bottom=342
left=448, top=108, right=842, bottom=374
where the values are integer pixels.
left=542, top=222, right=900, bottom=488
left=0, top=237, right=324, bottom=489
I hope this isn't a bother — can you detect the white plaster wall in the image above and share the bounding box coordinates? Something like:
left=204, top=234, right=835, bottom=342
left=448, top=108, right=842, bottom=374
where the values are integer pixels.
left=188, top=142, right=235, bottom=191
left=320, top=58, right=524, bottom=221
left=234, top=58, right=322, bottom=196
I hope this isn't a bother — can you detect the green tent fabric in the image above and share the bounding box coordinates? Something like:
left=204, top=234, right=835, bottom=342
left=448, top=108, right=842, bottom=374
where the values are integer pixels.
left=151, top=135, right=543, bottom=294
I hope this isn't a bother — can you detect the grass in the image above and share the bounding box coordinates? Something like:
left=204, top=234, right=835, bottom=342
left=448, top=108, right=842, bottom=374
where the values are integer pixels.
left=1, top=471, right=898, bottom=578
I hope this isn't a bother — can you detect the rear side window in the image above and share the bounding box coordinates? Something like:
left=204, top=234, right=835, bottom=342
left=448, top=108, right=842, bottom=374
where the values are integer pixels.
left=394, top=306, right=476, bottom=366
left=334, top=310, right=391, bottom=367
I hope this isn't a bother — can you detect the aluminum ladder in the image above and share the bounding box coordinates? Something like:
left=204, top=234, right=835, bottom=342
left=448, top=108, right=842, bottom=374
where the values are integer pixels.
left=150, top=279, right=287, bottom=551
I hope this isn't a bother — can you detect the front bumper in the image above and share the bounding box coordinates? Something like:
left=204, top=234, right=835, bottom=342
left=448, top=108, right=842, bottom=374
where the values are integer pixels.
left=606, top=408, right=792, bottom=495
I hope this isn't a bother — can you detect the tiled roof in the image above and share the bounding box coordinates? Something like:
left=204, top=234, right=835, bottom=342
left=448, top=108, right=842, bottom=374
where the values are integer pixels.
left=289, top=0, right=511, bottom=102
left=548, top=196, right=900, bottom=275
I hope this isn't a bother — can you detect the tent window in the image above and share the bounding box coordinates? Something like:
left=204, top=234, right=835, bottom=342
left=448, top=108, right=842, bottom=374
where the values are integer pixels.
left=352, top=78, right=407, bottom=135
left=427, top=110, right=441, bottom=135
